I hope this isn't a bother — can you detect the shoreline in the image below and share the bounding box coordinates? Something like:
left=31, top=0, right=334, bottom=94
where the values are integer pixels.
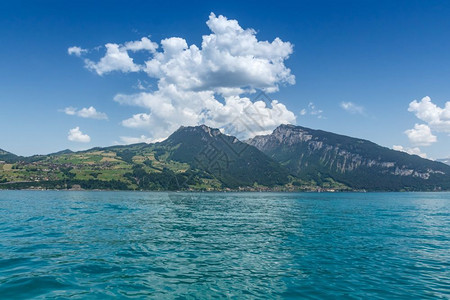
left=1, top=188, right=449, bottom=193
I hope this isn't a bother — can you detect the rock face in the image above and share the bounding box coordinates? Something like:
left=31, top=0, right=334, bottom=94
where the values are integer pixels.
left=247, top=124, right=450, bottom=191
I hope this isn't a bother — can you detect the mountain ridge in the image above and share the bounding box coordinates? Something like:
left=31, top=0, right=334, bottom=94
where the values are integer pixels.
left=1, top=124, right=449, bottom=191
left=247, top=124, right=450, bottom=191
left=159, top=125, right=290, bottom=188
left=437, top=158, right=450, bottom=166
left=0, top=148, right=20, bottom=163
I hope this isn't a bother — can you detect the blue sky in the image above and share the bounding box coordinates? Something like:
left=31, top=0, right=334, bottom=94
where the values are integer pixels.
left=1, top=0, right=450, bottom=159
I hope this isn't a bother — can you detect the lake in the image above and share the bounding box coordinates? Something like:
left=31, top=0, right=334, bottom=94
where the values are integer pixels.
left=0, top=191, right=449, bottom=299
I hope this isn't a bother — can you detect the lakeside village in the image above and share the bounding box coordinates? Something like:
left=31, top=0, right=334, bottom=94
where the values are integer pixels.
left=0, top=160, right=346, bottom=192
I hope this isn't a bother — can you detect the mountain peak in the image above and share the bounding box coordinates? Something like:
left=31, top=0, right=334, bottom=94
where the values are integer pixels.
left=248, top=124, right=314, bottom=148
left=248, top=124, right=450, bottom=191
left=276, top=123, right=297, bottom=130
left=175, top=124, right=222, bottom=138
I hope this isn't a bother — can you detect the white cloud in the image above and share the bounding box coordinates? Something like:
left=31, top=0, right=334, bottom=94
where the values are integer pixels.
left=68, top=46, right=87, bottom=57
left=77, top=107, right=108, bottom=120
left=84, top=43, right=141, bottom=75
left=82, top=13, right=295, bottom=92
left=68, top=127, right=91, bottom=143
left=63, top=107, right=77, bottom=115
left=83, top=37, right=159, bottom=75
left=115, top=91, right=295, bottom=139
left=340, top=101, right=365, bottom=115
left=298, top=102, right=324, bottom=119
left=124, top=37, right=159, bottom=52
left=139, top=14, right=295, bottom=93
left=119, top=135, right=164, bottom=145
left=393, top=145, right=428, bottom=159
left=62, top=106, right=108, bottom=120
left=74, top=13, right=296, bottom=140
left=408, top=96, right=450, bottom=133
left=121, top=113, right=152, bottom=129
left=405, top=123, right=437, bottom=146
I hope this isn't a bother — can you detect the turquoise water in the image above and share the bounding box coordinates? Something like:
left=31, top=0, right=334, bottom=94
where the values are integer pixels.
left=0, top=191, right=449, bottom=299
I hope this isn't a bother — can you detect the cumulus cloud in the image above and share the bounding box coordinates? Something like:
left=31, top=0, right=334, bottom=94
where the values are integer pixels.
left=63, top=107, right=77, bottom=115
left=68, top=46, right=87, bottom=56
left=393, top=145, right=428, bottom=159
left=62, top=106, right=108, bottom=120
left=124, top=37, right=159, bottom=52
left=68, top=127, right=91, bottom=143
left=408, top=96, right=450, bottom=133
left=404, top=123, right=437, bottom=146
left=71, top=13, right=296, bottom=140
left=121, top=113, right=152, bottom=129
left=82, top=37, right=159, bottom=75
left=340, top=101, right=365, bottom=115
left=84, top=43, right=141, bottom=75
left=115, top=91, right=295, bottom=139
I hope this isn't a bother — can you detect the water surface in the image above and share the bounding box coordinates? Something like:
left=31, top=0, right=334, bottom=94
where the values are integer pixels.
left=0, top=191, right=449, bottom=298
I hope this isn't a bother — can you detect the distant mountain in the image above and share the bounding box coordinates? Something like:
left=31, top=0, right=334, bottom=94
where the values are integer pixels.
left=48, top=149, right=74, bottom=156
left=437, top=158, right=450, bottom=166
left=247, top=124, right=450, bottom=191
left=0, top=148, right=19, bottom=163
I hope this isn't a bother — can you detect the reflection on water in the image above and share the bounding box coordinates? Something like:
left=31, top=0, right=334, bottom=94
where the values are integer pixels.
left=0, top=191, right=449, bottom=298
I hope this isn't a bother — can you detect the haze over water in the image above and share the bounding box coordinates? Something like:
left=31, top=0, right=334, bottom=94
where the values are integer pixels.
left=0, top=191, right=449, bottom=298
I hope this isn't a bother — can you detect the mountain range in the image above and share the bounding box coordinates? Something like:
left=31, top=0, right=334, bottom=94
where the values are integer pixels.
left=1, top=124, right=449, bottom=191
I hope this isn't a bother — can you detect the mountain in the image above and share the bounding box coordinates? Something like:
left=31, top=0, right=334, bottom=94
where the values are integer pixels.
left=247, top=124, right=450, bottom=191
left=0, top=148, right=19, bottom=163
left=1, top=125, right=450, bottom=191
left=48, top=149, right=74, bottom=156
left=437, top=158, right=450, bottom=166
left=0, top=126, right=291, bottom=191
left=158, top=125, right=290, bottom=188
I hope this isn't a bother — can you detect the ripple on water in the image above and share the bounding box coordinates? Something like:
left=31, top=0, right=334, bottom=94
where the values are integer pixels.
left=0, top=191, right=449, bottom=298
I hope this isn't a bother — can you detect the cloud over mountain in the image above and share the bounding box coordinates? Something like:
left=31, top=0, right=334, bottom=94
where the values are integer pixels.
left=69, top=13, right=296, bottom=141
left=393, top=145, right=428, bottom=159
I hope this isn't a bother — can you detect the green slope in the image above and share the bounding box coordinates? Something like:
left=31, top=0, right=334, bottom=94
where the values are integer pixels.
left=0, top=126, right=290, bottom=190
left=0, top=148, right=20, bottom=163
left=247, top=124, right=450, bottom=191
left=2, top=124, right=449, bottom=191
left=159, top=125, right=290, bottom=188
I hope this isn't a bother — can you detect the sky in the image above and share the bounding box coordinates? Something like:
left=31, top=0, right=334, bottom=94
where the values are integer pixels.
left=1, top=0, right=450, bottom=159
